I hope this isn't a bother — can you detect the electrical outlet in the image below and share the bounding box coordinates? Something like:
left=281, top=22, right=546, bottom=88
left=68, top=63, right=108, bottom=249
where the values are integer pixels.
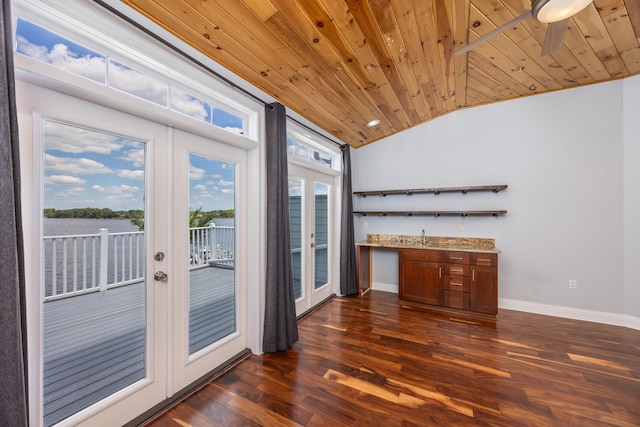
left=363, top=222, right=368, bottom=229
left=569, top=280, right=577, bottom=289
left=458, top=223, right=464, bottom=232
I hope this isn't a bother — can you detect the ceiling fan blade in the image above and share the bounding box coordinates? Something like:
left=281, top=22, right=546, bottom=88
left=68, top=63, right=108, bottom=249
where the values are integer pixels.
left=541, top=19, right=569, bottom=56
left=454, top=11, right=532, bottom=56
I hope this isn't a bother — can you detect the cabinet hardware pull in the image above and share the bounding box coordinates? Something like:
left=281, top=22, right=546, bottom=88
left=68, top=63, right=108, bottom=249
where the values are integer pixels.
left=451, top=269, right=462, bottom=273
left=452, top=283, right=462, bottom=286
left=439, top=267, right=442, bottom=278
left=472, top=270, right=475, bottom=281
left=478, top=258, right=491, bottom=262
left=451, top=256, right=463, bottom=260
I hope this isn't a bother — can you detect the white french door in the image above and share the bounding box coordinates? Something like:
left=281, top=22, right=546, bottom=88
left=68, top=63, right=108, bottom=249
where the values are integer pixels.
left=18, top=83, right=246, bottom=426
left=170, top=129, right=246, bottom=392
left=288, top=164, right=334, bottom=315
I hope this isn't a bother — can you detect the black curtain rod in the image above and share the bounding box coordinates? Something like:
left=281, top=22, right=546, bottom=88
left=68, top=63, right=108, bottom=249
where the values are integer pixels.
left=93, top=0, right=344, bottom=148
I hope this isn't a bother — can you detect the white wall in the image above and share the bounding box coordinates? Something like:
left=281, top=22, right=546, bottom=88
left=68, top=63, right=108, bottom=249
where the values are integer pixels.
left=352, top=78, right=637, bottom=319
left=623, top=75, right=640, bottom=318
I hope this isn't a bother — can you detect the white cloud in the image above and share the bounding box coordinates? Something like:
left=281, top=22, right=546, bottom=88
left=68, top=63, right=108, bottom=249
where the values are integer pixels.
left=189, top=164, right=206, bottom=180
left=117, top=169, right=144, bottom=180
left=221, top=189, right=235, bottom=195
left=119, top=148, right=145, bottom=168
left=218, top=179, right=234, bottom=187
left=109, top=62, right=167, bottom=105
left=54, top=187, right=87, bottom=199
left=170, top=87, right=209, bottom=121
left=92, top=184, right=140, bottom=194
left=44, top=175, right=87, bottom=185
left=193, top=184, right=206, bottom=191
left=17, top=36, right=106, bottom=83
left=43, top=120, right=124, bottom=154
left=44, top=153, right=113, bottom=175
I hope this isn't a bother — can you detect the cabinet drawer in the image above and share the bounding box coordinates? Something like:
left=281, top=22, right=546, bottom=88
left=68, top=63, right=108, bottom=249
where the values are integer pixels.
left=444, top=264, right=469, bottom=277
left=445, top=275, right=469, bottom=292
left=471, top=253, right=497, bottom=266
left=445, top=251, right=469, bottom=264
left=399, top=248, right=443, bottom=262
left=444, top=290, right=470, bottom=310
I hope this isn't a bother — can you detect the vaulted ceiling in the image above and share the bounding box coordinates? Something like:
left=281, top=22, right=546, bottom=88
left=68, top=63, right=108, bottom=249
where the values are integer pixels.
left=120, top=0, right=640, bottom=148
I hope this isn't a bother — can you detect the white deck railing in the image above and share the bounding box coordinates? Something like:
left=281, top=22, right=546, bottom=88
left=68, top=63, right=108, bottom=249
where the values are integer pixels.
left=43, top=224, right=234, bottom=301
left=189, top=224, right=235, bottom=269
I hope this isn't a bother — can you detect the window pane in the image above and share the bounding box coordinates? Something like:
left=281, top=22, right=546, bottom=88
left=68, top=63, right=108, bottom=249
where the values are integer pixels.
left=41, top=120, right=146, bottom=426
left=188, top=155, right=236, bottom=354
left=289, top=177, right=303, bottom=300
left=287, top=137, right=335, bottom=170
left=213, top=108, right=245, bottom=135
left=109, top=60, right=167, bottom=106
left=314, top=182, right=329, bottom=289
left=170, top=86, right=212, bottom=123
left=16, top=19, right=106, bottom=84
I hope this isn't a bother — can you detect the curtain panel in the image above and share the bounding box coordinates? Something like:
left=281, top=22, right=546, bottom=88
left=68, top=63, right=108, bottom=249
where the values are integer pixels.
left=339, top=144, right=358, bottom=296
left=263, top=102, right=298, bottom=352
left=0, top=0, right=29, bottom=424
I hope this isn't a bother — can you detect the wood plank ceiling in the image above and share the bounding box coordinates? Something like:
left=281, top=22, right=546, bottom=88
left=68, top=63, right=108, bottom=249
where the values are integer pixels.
left=120, top=0, right=640, bottom=148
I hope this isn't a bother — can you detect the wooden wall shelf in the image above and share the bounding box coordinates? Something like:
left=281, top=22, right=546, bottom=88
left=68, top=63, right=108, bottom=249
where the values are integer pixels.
left=353, top=184, right=508, bottom=217
left=353, top=210, right=507, bottom=217
left=354, top=185, right=507, bottom=197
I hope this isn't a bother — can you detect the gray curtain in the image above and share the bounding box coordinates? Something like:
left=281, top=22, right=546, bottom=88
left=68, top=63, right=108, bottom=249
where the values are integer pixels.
left=263, top=102, right=298, bottom=352
left=0, top=0, right=29, bottom=424
left=339, top=144, right=358, bottom=296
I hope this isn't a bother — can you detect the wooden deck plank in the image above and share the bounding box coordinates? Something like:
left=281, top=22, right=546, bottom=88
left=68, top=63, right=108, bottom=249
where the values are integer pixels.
left=42, top=266, right=235, bottom=426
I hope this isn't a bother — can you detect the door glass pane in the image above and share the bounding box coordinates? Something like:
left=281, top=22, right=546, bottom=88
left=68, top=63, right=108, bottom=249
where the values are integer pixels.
left=288, top=177, right=303, bottom=300
left=41, top=120, right=146, bottom=426
left=188, top=155, right=236, bottom=355
left=314, top=182, right=329, bottom=289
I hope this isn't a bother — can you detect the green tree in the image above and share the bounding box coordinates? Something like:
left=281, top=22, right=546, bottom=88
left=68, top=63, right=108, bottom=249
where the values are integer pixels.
left=129, top=210, right=145, bottom=231
left=189, top=207, right=217, bottom=228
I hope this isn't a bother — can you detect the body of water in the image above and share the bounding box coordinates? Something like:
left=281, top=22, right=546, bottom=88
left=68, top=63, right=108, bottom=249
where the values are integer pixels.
left=44, top=217, right=234, bottom=236
left=44, top=218, right=139, bottom=236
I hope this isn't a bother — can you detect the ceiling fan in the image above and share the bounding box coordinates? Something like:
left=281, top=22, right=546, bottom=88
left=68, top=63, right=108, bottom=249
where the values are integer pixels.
left=454, top=0, right=593, bottom=57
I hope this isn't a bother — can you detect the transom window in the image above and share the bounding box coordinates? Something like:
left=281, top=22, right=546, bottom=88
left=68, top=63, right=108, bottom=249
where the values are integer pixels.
left=15, top=18, right=246, bottom=136
left=287, top=135, right=336, bottom=170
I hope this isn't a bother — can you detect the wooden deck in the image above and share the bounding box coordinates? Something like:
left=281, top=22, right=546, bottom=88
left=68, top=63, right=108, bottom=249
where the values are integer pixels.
left=43, top=266, right=234, bottom=427
left=150, top=290, right=640, bottom=427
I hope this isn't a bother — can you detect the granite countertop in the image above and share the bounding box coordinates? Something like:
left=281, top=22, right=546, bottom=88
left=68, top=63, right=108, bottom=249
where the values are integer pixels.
left=356, top=234, right=501, bottom=254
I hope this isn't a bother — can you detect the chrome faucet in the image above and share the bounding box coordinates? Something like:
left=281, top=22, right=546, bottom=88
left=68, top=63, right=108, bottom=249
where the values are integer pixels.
left=421, top=229, right=427, bottom=245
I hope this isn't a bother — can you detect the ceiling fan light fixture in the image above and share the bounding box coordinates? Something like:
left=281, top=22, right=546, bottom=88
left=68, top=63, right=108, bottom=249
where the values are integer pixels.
left=367, top=119, right=380, bottom=127
left=532, top=0, right=593, bottom=23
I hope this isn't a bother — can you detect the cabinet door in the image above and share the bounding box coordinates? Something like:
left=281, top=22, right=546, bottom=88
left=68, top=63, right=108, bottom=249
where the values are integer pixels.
left=399, top=259, right=443, bottom=306
left=470, top=266, right=498, bottom=314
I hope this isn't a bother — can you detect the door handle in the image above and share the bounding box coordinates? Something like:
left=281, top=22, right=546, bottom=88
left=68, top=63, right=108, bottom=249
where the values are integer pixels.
left=154, top=271, right=168, bottom=282
left=310, top=242, right=316, bottom=248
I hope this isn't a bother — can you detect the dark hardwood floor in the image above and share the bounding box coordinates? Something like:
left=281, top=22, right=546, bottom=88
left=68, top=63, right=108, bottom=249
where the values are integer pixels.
left=148, top=291, right=640, bottom=426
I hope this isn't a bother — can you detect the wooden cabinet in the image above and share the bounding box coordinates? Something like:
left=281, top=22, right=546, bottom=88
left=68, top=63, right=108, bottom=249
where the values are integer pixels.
left=399, top=249, right=498, bottom=318
left=398, top=249, right=443, bottom=306
left=469, top=253, right=498, bottom=314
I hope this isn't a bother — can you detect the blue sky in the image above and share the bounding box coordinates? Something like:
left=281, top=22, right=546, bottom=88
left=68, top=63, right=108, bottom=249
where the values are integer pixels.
left=43, top=120, right=235, bottom=212
left=16, top=19, right=244, bottom=133
left=18, top=19, right=237, bottom=212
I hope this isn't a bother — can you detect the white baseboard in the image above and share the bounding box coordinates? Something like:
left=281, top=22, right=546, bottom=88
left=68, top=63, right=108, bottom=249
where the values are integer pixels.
left=499, top=298, right=640, bottom=331
left=363, top=287, right=640, bottom=331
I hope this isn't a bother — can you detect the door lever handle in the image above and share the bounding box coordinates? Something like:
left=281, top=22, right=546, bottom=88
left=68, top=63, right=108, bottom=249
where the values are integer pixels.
left=154, top=271, right=168, bottom=282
